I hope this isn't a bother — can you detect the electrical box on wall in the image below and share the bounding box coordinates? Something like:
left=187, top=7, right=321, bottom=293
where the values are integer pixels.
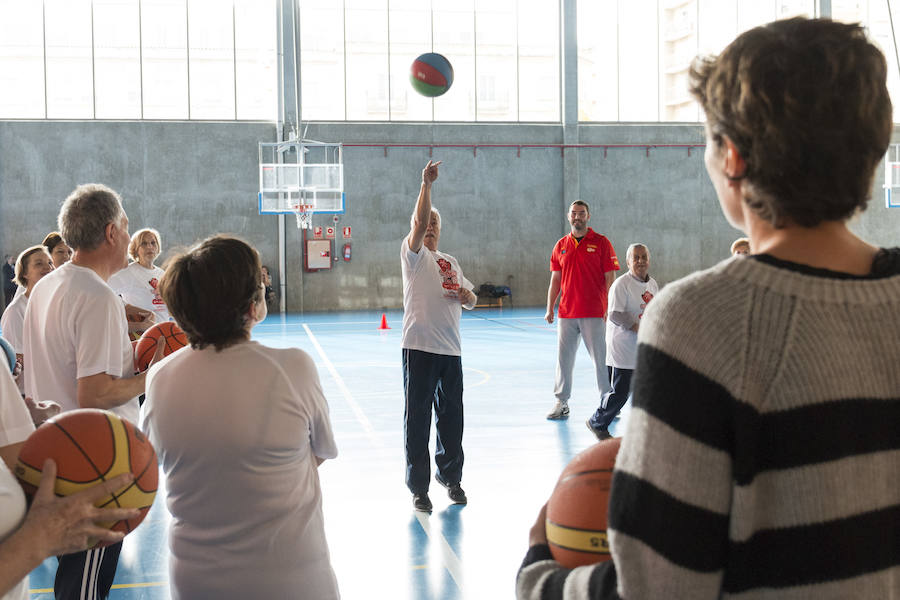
left=305, top=239, right=332, bottom=271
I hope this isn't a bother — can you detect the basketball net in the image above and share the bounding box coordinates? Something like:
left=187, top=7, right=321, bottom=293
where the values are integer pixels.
left=293, top=204, right=314, bottom=230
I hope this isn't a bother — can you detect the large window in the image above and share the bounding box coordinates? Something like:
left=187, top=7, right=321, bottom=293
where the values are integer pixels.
left=299, top=0, right=560, bottom=122
left=3, top=1, right=900, bottom=124
left=0, top=0, right=276, bottom=120
left=578, top=0, right=816, bottom=122
left=578, top=0, right=900, bottom=122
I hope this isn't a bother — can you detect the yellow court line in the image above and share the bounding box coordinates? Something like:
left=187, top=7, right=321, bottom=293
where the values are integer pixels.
left=31, top=581, right=167, bottom=593
left=111, top=581, right=168, bottom=589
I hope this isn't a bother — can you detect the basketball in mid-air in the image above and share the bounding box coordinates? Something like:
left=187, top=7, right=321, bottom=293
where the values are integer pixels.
left=14, top=409, right=158, bottom=546
left=410, top=52, right=454, bottom=97
left=135, top=321, right=188, bottom=372
left=546, top=437, right=621, bottom=567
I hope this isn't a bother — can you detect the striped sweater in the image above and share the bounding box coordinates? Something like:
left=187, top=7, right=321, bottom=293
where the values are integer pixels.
left=518, top=249, right=900, bottom=600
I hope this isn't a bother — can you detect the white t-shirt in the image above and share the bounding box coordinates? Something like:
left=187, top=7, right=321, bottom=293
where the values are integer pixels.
left=0, top=365, right=33, bottom=448
left=108, top=262, right=171, bottom=323
left=142, top=340, right=339, bottom=600
left=0, top=460, right=27, bottom=600
left=23, top=263, right=139, bottom=423
left=0, top=293, right=27, bottom=353
left=400, top=239, right=474, bottom=356
left=606, top=272, right=659, bottom=369
left=0, top=366, right=30, bottom=600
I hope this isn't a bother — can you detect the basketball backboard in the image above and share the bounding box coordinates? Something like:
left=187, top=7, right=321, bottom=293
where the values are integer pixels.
left=258, top=140, right=345, bottom=218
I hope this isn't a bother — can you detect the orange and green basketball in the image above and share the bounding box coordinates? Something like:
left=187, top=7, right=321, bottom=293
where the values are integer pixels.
left=546, top=437, right=621, bottom=567
left=135, top=321, right=188, bottom=372
left=410, top=52, right=454, bottom=97
left=14, top=409, right=158, bottom=546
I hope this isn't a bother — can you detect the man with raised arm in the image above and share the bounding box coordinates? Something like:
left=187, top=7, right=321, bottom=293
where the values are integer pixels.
left=544, top=200, right=619, bottom=420
left=400, top=160, right=477, bottom=513
left=23, top=183, right=157, bottom=600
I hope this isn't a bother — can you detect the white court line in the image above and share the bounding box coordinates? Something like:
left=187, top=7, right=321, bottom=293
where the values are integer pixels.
left=305, top=323, right=466, bottom=588
left=414, top=511, right=465, bottom=588
left=302, top=323, right=382, bottom=447
left=259, top=315, right=548, bottom=327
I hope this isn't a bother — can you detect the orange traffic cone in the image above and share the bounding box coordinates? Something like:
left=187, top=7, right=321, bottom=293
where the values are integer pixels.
left=379, top=313, right=390, bottom=330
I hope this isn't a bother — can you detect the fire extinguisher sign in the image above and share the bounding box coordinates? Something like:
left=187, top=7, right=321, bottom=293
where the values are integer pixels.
left=342, top=226, right=352, bottom=239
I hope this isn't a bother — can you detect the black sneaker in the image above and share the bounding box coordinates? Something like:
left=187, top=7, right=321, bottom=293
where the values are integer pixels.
left=413, top=493, right=433, bottom=512
left=437, top=478, right=468, bottom=504
left=586, top=419, right=612, bottom=441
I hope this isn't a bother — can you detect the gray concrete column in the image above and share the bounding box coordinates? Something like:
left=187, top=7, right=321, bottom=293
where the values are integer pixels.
left=560, top=0, right=579, bottom=230
left=275, top=0, right=302, bottom=313
left=277, top=0, right=300, bottom=137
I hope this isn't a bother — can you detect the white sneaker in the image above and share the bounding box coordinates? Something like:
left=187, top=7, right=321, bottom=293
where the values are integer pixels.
left=546, top=401, right=570, bottom=420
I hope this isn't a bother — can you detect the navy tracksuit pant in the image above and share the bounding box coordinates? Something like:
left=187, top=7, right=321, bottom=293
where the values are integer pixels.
left=589, top=366, right=634, bottom=431
left=55, top=541, right=122, bottom=600
left=402, top=348, right=464, bottom=494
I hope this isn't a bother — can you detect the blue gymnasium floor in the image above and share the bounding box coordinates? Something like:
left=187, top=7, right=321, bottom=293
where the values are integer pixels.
left=28, top=308, right=629, bottom=600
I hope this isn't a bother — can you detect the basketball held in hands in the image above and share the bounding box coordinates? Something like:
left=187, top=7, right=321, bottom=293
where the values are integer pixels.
left=135, top=321, right=188, bottom=372
left=546, top=437, right=621, bottom=568
left=14, top=409, right=159, bottom=547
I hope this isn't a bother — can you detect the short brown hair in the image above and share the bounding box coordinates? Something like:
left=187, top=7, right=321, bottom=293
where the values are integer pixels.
left=15, top=245, right=51, bottom=287
left=128, top=228, right=162, bottom=261
left=42, top=231, right=64, bottom=254
left=159, top=235, right=263, bottom=351
left=570, top=200, right=590, bottom=215
left=690, top=18, right=892, bottom=227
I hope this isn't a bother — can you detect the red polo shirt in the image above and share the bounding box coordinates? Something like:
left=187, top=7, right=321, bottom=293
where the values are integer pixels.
left=550, top=228, right=619, bottom=318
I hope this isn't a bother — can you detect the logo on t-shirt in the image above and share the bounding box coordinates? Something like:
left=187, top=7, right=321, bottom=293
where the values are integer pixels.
left=148, top=277, right=165, bottom=307
left=436, top=257, right=460, bottom=293
left=638, top=290, right=654, bottom=319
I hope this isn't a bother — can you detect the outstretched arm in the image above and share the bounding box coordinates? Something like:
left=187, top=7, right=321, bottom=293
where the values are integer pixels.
left=408, top=160, right=441, bottom=253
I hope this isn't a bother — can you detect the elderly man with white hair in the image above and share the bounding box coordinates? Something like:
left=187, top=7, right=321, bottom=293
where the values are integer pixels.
left=586, top=243, right=658, bottom=440
left=400, top=160, right=477, bottom=513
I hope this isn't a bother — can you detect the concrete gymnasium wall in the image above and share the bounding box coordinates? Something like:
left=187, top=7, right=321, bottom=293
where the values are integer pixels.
left=1, top=120, right=898, bottom=312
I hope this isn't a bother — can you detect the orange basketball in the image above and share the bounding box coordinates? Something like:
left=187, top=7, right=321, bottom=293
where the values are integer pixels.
left=14, top=409, right=158, bottom=546
left=135, top=321, right=188, bottom=372
left=546, top=437, right=622, bottom=568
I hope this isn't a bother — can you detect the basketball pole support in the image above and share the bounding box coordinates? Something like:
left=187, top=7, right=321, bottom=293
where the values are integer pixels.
left=276, top=0, right=303, bottom=315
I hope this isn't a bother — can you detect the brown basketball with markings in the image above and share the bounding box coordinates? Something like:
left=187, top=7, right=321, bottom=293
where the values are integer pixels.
left=546, top=437, right=621, bottom=567
left=14, top=409, right=158, bottom=547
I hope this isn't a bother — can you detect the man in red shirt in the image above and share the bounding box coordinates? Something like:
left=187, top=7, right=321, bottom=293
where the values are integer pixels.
left=544, top=200, right=619, bottom=419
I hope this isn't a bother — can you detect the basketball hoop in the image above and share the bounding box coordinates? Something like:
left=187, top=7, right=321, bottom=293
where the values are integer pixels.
left=292, top=204, right=314, bottom=230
